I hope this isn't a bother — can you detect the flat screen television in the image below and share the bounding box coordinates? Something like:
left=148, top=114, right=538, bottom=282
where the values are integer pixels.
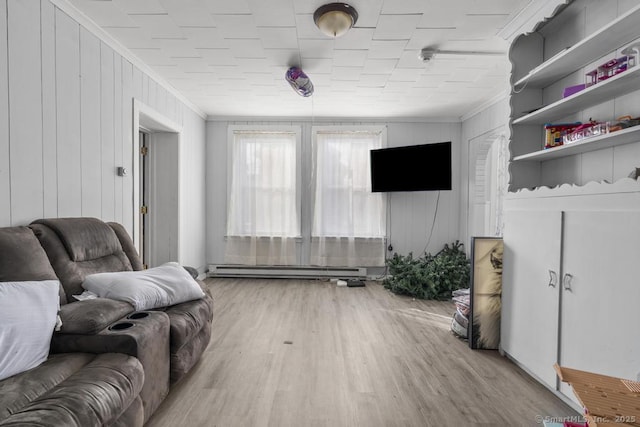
left=370, top=141, right=451, bottom=192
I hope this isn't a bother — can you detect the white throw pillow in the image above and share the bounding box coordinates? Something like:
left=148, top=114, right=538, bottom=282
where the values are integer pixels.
left=0, top=280, right=61, bottom=381
left=82, top=262, right=205, bottom=311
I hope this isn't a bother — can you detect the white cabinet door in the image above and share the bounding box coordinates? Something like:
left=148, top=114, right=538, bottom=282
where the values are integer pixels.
left=559, top=210, right=640, bottom=403
left=502, top=210, right=563, bottom=389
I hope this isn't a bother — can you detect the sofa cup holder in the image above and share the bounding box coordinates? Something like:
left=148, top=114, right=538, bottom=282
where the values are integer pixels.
left=127, top=312, right=150, bottom=320
left=109, top=322, right=135, bottom=331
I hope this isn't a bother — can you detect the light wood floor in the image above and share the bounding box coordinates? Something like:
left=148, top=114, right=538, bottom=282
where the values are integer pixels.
left=146, top=279, right=576, bottom=427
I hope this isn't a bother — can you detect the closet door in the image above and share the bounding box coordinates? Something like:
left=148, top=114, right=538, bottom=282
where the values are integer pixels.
left=559, top=210, right=640, bottom=404
left=502, top=210, right=562, bottom=389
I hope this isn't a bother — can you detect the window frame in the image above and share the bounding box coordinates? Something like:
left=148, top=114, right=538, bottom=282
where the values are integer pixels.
left=311, top=125, right=387, bottom=239
left=226, top=125, right=302, bottom=238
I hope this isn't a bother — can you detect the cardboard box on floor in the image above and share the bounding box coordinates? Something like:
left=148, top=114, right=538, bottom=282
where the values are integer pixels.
left=554, top=364, right=640, bottom=427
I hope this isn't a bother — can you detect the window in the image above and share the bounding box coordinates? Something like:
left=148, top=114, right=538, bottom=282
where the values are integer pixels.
left=225, top=126, right=301, bottom=266
left=227, top=127, right=301, bottom=237
left=311, top=126, right=386, bottom=266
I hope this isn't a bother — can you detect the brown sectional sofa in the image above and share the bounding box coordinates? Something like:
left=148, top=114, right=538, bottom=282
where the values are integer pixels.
left=0, top=218, right=214, bottom=426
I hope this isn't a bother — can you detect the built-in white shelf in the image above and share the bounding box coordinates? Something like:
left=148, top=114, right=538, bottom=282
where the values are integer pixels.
left=513, top=125, right=640, bottom=162
left=514, top=4, right=640, bottom=88
left=513, top=65, right=640, bottom=125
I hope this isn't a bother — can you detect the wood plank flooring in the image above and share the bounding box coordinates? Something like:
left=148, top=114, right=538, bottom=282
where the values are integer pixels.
left=146, top=279, right=577, bottom=427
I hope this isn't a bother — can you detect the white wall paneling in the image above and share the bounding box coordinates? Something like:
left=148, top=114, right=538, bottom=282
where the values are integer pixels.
left=0, top=1, right=207, bottom=272
left=8, top=0, right=44, bottom=225
left=113, top=54, right=123, bottom=224
left=206, top=119, right=462, bottom=269
left=80, top=27, right=102, bottom=218
left=100, top=43, right=115, bottom=222
left=55, top=8, right=82, bottom=217
left=0, top=0, right=10, bottom=226
left=41, top=0, right=57, bottom=219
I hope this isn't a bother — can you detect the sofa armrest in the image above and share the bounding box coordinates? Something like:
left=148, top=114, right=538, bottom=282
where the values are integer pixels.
left=57, top=299, right=135, bottom=334
left=50, top=311, right=171, bottom=421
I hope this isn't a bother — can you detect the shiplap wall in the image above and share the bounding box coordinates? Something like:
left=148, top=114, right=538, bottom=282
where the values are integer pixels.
left=0, top=0, right=207, bottom=270
left=206, top=119, right=462, bottom=267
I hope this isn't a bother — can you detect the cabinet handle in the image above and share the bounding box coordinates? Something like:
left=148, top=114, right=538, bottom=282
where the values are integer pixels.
left=548, top=270, right=558, bottom=288
left=563, top=273, right=573, bottom=291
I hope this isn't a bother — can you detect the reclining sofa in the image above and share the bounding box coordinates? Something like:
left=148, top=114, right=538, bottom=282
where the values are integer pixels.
left=0, top=217, right=214, bottom=426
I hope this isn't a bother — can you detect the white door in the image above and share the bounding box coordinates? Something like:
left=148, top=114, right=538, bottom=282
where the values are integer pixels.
left=559, top=210, right=640, bottom=403
left=502, top=209, right=562, bottom=389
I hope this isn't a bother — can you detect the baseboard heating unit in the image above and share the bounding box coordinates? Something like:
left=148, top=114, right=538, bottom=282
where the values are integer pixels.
left=208, top=265, right=366, bottom=280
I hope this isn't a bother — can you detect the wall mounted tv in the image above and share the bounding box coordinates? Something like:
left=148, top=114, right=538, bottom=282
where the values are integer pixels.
left=370, top=141, right=451, bottom=192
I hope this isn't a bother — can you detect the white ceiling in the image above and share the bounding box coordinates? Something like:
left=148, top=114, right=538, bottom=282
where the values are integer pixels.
left=68, top=0, right=530, bottom=119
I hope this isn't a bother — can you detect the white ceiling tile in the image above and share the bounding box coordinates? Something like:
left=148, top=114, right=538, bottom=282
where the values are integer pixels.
left=380, top=0, right=430, bottom=15
left=301, top=58, right=333, bottom=74
left=357, top=74, right=389, bottom=88
left=333, top=28, right=374, bottom=50
left=180, top=27, right=228, bottom=49
left=258, top=27, right=299, bottom=49
left=406, top=28, right=458, bottom=50
left=415, top=74, right=448, bottom=87
left=367, top=40, right=407, bottom=59
left=70, top=0, right=522, bottom=118
left=299, top=39, right=334, bottom=58
left=388, top=68, right=423, bottom=82
left=417, top=2, right=462, bottom=28
left=265, top=49, right=302, bottom=67
left=225, top=39, right=265, bottom=57
left=295, top=14, right=322, bottom=39
left=112, top=0, right=166, bottom=15
left=128, top=14, right=185, bottom=39
left=203, top=0, right=251, bottom=14
left=440, top=37, right=508, bottom=52
left=290, top=0, right=317, bottom=15
left=332, top=66, right=363, bottom=81
left=397, top=50, right=425, bottom=68
left=197, top=48, right=237, bottom=65
left=236, top=57, right=271, bottom=70
left=373, top=14, right=422, bottom=41
left=348, top=0, right=384, bottom=27
left=212, top=15, right=259, bottom=39
left=333, top=50, right=367, bottom=67
left=363, top=59, right=397, bottom=74
left=466, top=0, right=531, bottom=15
left=70, top=1, right=137, bottom=27
left=247, top=0, right=297, bottom=27
left=158, top=0, right=217, bottom=27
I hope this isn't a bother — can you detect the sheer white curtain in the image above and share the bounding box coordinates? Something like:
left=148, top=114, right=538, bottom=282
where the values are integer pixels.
left=311, top=128, right=386, bottom=267
left=225, top=129, right=300, bottom=265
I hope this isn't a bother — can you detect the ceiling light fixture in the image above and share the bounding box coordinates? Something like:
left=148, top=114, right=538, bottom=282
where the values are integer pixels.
left=419, top=47, right=504, bottom=62
left=314, top=3, right=358, bottom=38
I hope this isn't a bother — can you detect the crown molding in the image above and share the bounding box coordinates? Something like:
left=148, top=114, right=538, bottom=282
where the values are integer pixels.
left=49, top=0, right=206, bottom=120
left=498, top=0, right=571, bottom=43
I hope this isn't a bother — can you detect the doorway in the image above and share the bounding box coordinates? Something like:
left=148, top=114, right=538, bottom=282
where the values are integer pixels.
left=468, top=130, right=508, bottom=238
left=133, top=100, right=183, bottom=267
left=139, top=129, right=150, bottom=268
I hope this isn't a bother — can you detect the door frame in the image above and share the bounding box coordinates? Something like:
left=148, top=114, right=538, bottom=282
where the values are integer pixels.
left=132, top=99, right=183, bottom=264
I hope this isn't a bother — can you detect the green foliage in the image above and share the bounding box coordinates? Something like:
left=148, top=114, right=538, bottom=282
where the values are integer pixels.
left=383, top=241, right=470, bottom=300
